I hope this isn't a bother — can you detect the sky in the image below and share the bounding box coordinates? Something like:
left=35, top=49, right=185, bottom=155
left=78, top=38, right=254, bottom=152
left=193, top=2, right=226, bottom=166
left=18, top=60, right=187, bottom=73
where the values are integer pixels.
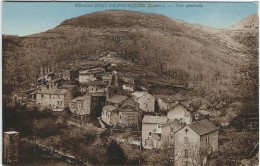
left=2, top=1, right=258, bottom=36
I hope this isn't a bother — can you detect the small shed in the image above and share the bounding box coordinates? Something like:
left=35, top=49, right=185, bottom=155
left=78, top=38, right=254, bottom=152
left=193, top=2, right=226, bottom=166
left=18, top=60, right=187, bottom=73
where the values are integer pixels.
left=3, top=131, right=19, bottom=163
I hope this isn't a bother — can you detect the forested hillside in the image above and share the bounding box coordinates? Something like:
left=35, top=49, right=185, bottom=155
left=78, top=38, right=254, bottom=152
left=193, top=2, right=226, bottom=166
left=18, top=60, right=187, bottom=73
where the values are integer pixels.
left=2, top=10, right=258, bottom=124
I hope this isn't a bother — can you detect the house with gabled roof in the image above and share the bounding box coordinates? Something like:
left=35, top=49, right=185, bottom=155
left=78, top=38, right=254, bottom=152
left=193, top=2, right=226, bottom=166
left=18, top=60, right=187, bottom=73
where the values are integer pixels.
left=142, top=115, right=185, bottom=149
left=157, top=94, right=186, bottom=111
left=118, top=105, right=140, bottom=128
left=174, top=119, right=218, bottom=166
left=132, top=91, right=155, bottom=112
left=193, top=109, right=215, bottom=122
left=101, top=105, right=118, bottom=126
left=167, top=101, right=193, bottom=124
left=69, top=96, right=91, bottom=116
left=106, top=94, right=139, bottom=109
left=36, top=86, right=73, bottom=111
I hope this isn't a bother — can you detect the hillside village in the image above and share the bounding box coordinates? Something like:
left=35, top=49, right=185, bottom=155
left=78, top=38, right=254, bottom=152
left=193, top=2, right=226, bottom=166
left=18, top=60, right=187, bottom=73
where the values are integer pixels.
left=2, top=10, right=258, bottom=166
left=8, top=52, right=222, bottom=166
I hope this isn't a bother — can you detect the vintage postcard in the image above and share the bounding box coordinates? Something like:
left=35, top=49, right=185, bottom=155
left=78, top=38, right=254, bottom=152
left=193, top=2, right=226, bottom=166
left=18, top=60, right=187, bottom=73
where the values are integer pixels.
left=2, top=1, right=259, bottom=165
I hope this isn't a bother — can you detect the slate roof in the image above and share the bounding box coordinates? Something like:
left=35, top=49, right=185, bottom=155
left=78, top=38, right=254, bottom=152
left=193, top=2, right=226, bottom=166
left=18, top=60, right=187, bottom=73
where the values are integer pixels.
left=70, top=98, right=78, bottom=103
left=157, top=94, right=185, bottom=103
left=103, top=105, right=117, bottom=112
left=71, top=96, right=88, bottom=103
left=167, top=119, right=183, bottom=132
left=132, top=91, right=149, bottom=99
left=120, top=105, right=138, bottom=112
left=88, top=92, right=106, bottom=96
left=142, top=115, right=168, bottom=125
left=197, top=110, right=212, bottom=116
left=188, top=119, right=218, bottom=135
left=37, top=88, right=68, bottom=95
left=89, top=80, right=108, bottom=86
left=170, top=101, right=193, bottom=112
left=106, top=95, right=128, bottom=104
left=167, top=118, right=181, bottom=125
left=120, top=108, right=138, bottom=112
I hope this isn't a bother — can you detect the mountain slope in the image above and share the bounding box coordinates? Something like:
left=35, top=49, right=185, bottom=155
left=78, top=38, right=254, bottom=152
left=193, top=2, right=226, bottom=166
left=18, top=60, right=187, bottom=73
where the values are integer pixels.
left=229, top=14, right=258, bottom=29
left=222, top=14, right=258, bottom=54
left=2, top=10, right=258, bottom=100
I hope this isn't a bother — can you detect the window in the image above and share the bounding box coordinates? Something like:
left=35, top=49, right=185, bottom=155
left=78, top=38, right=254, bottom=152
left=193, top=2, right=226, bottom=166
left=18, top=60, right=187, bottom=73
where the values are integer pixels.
left=41, top=94, right=44, bottom=98
left=157, top=125, right=163, bottom=129
left=148, top=132, right=152, bottom=137
left=184, top=137, right=189, bottom=144
left=206, top=137, right=208, bottom=142
left=184, top=149, right=188, bottom=158
left=185, top=128, right=188, bottom=133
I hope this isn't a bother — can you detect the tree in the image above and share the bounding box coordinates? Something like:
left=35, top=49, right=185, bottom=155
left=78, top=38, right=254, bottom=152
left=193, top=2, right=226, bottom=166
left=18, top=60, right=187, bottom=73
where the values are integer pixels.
left=107, top=140, right=126, bottom=165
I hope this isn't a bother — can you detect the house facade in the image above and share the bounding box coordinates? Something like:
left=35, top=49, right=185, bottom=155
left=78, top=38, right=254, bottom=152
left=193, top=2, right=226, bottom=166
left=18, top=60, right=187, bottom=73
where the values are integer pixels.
left=157, top=94, right=185, bottom=112
left=106, top=95, right=139, bottom=109
left=101, top=105, right=118, bottom=126
left=142, top=116, right=168, bottom=149
left=36, top=86, right=72, bottom=111
left=132, top=91, right=155, bottom=112
left=142, top=115, right=184, bottom=149
left=69, top=96, right=91, bottom=115
left=79, top=70, right=96, bottom=84
left=70, top=92, right=106, bottom=117
left=174, top=120, right=218, bottom=166
left=62, top=69, right=79, bottom=81
left=88, top=92, right=106, bottom=117
left=167, top=101, right=193, bottom=125
left=87, top=81, right=108, bottom=93
left=118, top=105, right=139, bottom=127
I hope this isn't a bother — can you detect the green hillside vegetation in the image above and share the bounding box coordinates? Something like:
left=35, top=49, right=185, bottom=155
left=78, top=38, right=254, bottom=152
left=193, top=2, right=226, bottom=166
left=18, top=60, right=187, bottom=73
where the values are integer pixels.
left=2, top=10, right=258, bottom=125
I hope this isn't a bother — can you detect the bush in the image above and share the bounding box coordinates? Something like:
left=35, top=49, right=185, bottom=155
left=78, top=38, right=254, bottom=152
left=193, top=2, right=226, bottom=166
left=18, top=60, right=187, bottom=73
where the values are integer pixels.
left=107, top=140, right=126, bottom=165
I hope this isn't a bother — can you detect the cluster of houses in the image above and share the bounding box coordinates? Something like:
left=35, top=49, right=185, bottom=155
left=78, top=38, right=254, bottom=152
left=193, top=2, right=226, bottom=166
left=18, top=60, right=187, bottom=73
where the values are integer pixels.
left=18, top=62, right=218, bottom=166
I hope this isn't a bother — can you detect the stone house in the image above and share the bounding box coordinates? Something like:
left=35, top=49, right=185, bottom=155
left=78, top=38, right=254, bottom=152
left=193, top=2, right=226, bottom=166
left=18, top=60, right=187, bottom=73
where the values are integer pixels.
left=157, top=94, right=185, bottom=112
left=118, top=105, right=139, bottom=127
left=193, top=110, right=214, bottom=122
left=87, top=80, right=108, bottom=93
left=45, top=72, right=56, bottom=82
left=12, top=92, right=27, bottom=103
left=36, top=85, right=73, bottom=111
left=62, top=69, right=79, bottom=81
left=142, top=116, right=184, bottom=149
left=79, top=70, right=96, bottom=84
left=122, top=84, right=135, bottom=91
left=167, top=101, right=193, bottom=125
left=102, top=95, right=140, bottom=127
left=132, top=91, right=155, bottom=112
left=69, top=96, right=91, bottom=116
left=87, top=92, right=106, bottom=117
left=174, top=120, right=218, bottom=166
left=101, top=72, right=112, bottom=82
left=79, top=83, right=89, bottom=93
left=101, top=105, right=118, bottom=126
left=70, top=92, right=106, bottom=117
left=106, top=94, right=139, bottom=109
